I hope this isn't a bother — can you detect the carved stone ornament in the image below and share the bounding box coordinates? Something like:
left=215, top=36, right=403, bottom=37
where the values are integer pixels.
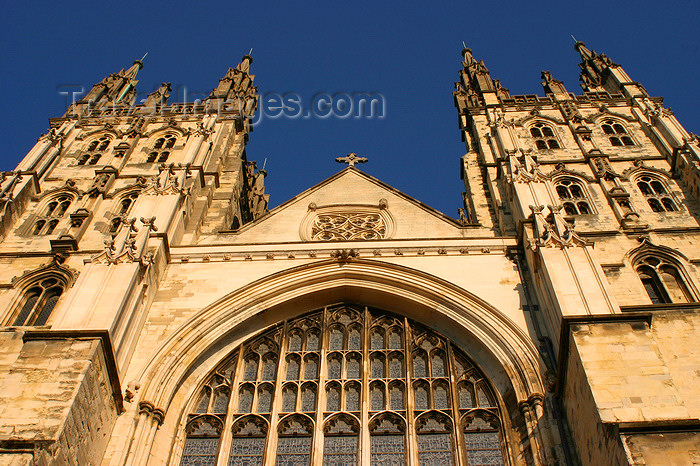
left=143, top=163, right=191, bottom=195
left=527, top=204, right=591, bottom=250
left=300, top=204, right=395, bottom=241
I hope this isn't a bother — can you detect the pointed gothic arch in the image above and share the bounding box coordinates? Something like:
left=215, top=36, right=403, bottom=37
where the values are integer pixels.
left=5, top=256, right=78, bottom=325
left=125, top=259, right=546, bottom=465
left=626, top=240, right=699, bottom=304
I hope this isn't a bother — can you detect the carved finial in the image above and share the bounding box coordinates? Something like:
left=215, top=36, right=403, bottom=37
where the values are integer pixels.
left=335, top=153, right=368, bottom=167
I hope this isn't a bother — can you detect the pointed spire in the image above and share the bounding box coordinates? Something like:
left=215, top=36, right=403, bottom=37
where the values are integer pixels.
left=574, top=41, right=594, bottom=62
left=456, top=46, right=504, bottom=107
left=207, top=53, right=259, bottom=117
left=541, top=70, right=569, bottom=98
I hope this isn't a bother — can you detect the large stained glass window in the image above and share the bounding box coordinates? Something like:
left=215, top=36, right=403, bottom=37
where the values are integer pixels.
left=179, top=305, right=507, bottom=465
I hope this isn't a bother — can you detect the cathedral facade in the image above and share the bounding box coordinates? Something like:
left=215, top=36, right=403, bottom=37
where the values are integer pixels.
left=0, top=44, right=698, bottom=465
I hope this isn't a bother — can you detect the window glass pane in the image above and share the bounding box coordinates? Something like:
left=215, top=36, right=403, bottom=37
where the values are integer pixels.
left=431, top=353, right=446, bottom=377
left=328, top=355, right=342, bottom=379
left=388, top=328, right=402, bottom=349
left=244, top=356, right=258, bottom=380
left=282, top=386, right=297, bottom=412
left=371, top=435, right=404, bottom=465
left=345, top=385, right=360, bottom=411
left=305, top=331, right=320, bottom=351
left=464, top=431, right=505, bottom=466
left=660, top=266, right=690, bottom=303
left=323, top=435, right=358, bottom=465
left=258, top=386, right=273, bottom=413
left=347, top=327, right=361, bottom=350
left=459, top=384, right=474, bottom=409
left=371, top=328, right=384, bottom=350
left=414, top=383, right=429, bottom=410
left=213, top=390, right=229, bottom=413
left=329, top=328, right=343, bottom=350
left=346, top=355, right=361, bottom=379
left=371, top=384, right=384, bottom=411
left=262, top=356, right=277, bottom=381
left=228, top=437, right=265, bottom=466
left=390, top=384, right=404, bottom=410
left=389, top=355, right=403, bottom=378
left=371, top=354, right=385, bottom=378
left=14, top=293, right=39, bottom=325
left=301, top=385, right=316, bottom=412
left=289, top=332, right=302, bottom=351
left=304, top=357, right=318, bottom=379
left=413, top=353, right=427, bottom=378
left=276, top=436, right=312, bottom=466
left=434, top=383, right=449, bottom=409
left=326, top=385, right=340, bottom=411
left=238, top=387, right=253, bottom=413
left=417, top=433, right=453, bottom=465
left=181, top=437, right=219, bottom=466
left=286, top=357, right=300, bottom=380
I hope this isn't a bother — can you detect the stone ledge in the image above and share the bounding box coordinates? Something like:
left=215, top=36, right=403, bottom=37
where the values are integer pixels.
left=22, top=329, right=123, bottom=413
left=616, top=419, right=700, bottom=434
left=555, top=312, right=653, bottom=396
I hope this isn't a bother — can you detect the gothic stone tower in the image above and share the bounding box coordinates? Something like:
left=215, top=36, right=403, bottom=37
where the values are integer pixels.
left=0, top=55, right=267, bottom=464
left=454, top=42, right=700, bottom=465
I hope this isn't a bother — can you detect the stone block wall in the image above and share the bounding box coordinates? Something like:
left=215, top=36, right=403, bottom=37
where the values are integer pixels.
left=0, top=330, right=120, bottom=465
left=562, top=311, right=700, bottom=465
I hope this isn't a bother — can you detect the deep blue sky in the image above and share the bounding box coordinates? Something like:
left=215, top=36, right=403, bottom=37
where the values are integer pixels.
left=2, top=1, right=698, bottom=217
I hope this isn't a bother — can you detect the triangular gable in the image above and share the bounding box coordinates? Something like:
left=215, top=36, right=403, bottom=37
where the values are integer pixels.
left=206, top=167, right=469, bottom=244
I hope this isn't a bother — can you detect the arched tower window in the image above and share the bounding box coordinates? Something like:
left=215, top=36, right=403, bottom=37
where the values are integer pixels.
left=601, top=119, right=634, bottom=146
left=78, top=135, right=111, bottom=165
left=177, top=305, right=508, bottom=465
left=147, top=134, right=177, bottom=163
left=32, top=194, right=73, bottom=236
left=635, top=256, right=694, bottom=304
left=11, top=277, right=64, bottom=326
left=529, top=122, right=560, bottom=149
left=636, top=175, right=678, bottom=212
left=554, top=178, right=592, bottom=215
left=108, top=192, right=139, bottom=234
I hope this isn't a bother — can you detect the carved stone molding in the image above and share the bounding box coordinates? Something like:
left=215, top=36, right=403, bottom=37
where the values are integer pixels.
left=299, top=204, right=395, bottom=241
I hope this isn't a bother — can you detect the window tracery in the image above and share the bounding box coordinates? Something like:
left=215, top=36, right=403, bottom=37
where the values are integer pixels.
left=636, top=175, right=678, bottom=212
left=529, top=122, right=560, bottom=150
left=78, top=135, right=111, bottom=165
left=601, top=119, right=634, bottom=146
left=178, top=305, right=507, bottom=465
left=32, top=194, right=73, bottom=236
left=11, top=277, right=64, bottom=326
left=109, top=192, right=139, bottom=234
left=635, top=256, right=694, bottom=304
left=147, top=133, right=177, bottom=163
left=554, top=178, right=592, bottom=215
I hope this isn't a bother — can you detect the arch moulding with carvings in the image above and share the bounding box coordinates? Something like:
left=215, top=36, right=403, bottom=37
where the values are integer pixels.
left=134, top=259, right=545, bottom=420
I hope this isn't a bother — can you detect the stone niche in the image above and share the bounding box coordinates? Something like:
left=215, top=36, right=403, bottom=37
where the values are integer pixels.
left=0, top=329, right=122, bottom=465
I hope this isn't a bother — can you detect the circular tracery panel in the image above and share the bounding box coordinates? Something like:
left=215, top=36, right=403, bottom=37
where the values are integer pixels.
left=179, top=305, right=507, bottom=465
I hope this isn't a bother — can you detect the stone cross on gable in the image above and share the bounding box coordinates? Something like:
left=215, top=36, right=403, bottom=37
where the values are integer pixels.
left=335, top=153, right=368, bottom=167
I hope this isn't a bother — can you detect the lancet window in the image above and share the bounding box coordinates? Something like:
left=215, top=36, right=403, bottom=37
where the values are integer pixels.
left=635, top=256, right=694, bottom=304
left=601, top=119, right=634, bottom=146
left=147, top=134, right=177, bottom=163
left=108, top=192, right=139, bottom=234
left=554, top=178, right=592, bottom=215
left=529, top=123, right=560, bottom=150
left=636, top=175, right=678, bottom=212
left=11, top=277, right=64, bottom=326
left=32, top=194, right=73, bottom=236
left=78, top=135, right=111, bottom=165
left=178, top=304, right=508, bottom=465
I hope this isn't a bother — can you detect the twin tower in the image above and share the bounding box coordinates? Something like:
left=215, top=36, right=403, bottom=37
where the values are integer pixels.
left=0, top=43, right=698, bottom=465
